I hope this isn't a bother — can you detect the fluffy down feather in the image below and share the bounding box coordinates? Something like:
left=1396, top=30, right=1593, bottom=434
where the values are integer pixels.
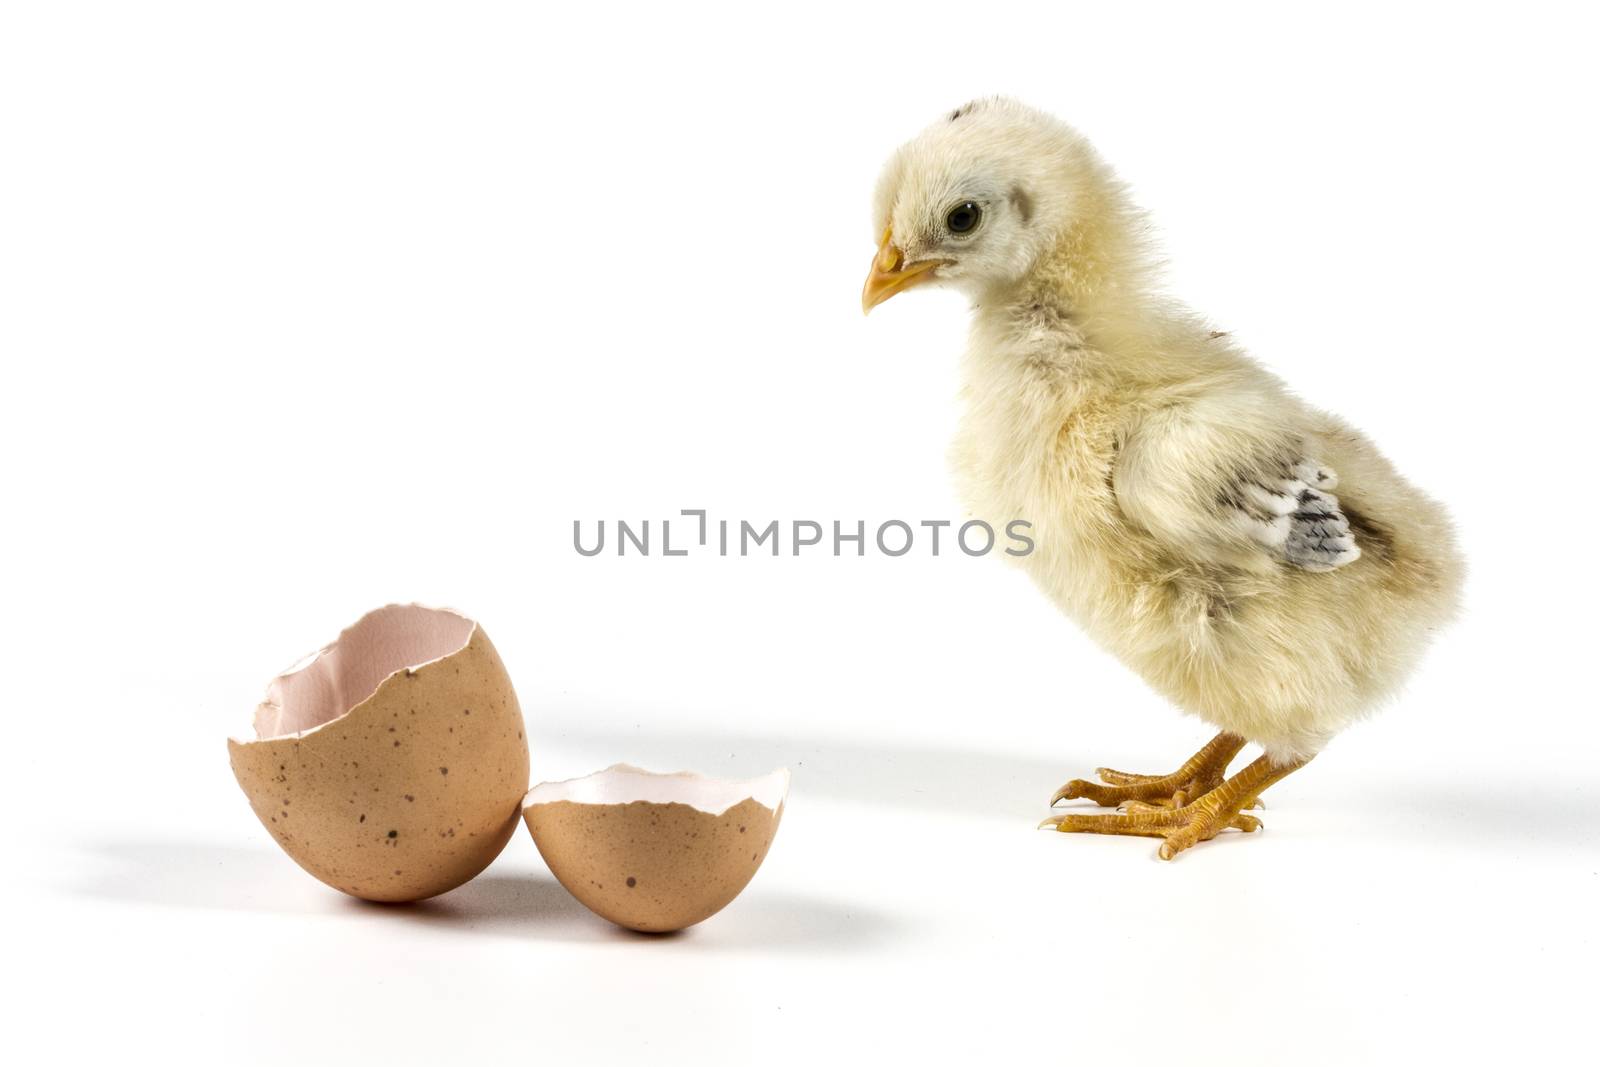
left=878, top=99, right=1463, bottom=762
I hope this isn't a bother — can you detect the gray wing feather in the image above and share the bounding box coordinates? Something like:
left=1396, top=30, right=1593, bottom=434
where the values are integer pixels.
left=1224, top=457, right=1361, bottom=572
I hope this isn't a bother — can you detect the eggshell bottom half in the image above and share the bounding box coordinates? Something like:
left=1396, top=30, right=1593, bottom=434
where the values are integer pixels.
left=229, top=605, right=529, bottom=903
left=525, top=798, right=783, bottom=932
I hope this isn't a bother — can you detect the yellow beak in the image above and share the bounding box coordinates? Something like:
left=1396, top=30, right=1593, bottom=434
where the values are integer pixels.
left=861, top=225, right=942, bottom=314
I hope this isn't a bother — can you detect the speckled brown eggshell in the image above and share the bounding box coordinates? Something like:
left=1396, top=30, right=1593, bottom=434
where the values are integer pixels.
left=523, top=765, right=788, bottom=933
left=228, top=604, right=530, bottom=903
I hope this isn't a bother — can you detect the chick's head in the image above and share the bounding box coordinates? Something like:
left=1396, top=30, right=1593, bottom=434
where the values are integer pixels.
left=863, top=97, right=1105, bottom=313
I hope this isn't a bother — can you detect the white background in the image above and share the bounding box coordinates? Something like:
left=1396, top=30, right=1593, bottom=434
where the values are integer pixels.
left=4, top=2, right=1597, bottom=1063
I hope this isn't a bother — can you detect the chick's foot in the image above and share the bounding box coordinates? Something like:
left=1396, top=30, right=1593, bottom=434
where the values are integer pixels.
left=1051, top=731, right=1247, bottom=809
left=1040, top=753, right=1309, bottom=860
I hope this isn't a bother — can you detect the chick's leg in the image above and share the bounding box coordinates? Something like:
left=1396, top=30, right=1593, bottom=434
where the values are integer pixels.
left=1040, top=753, right=1310, bottom=860
left=1051, top=731, right=1247, bottom=809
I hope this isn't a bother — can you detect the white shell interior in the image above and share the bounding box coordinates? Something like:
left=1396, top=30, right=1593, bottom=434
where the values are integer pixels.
left=524, top=763, right=790, bottom=816
left=245, top=604, right=476, bottom=741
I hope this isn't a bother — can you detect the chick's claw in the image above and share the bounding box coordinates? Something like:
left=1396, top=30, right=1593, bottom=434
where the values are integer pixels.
left=1051, top=773, right=1225, bottom=809
left=1037, top=804, right=1263, bottom=859
left=1038, top=810, right=1174, bottom=840
left=1115, top=788, right=1263, bottom=812
left=1093, top=767, right=1165, bottom=786
left=1050, top=732, right=1249, bottom=809
left=1040, top=752, right=1307, bottom=859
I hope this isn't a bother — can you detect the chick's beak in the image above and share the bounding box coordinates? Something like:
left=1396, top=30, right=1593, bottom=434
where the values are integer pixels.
left=861, top=226, right=941, bottom=314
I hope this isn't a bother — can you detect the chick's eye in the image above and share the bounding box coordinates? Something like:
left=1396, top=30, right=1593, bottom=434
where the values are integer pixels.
left=946, top=201, right=981, bottom=234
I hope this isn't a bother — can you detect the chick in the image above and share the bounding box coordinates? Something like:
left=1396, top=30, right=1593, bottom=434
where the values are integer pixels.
left=864, top=99, right=1463, bottom=859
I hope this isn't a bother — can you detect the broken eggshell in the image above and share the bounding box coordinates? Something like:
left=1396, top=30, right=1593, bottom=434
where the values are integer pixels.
left=228, top=604, right=530, bottom=902
left=523, top=764, right=789, bottom=933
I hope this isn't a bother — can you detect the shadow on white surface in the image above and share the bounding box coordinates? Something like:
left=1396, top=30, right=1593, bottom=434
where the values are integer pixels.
left=1341, top=780, right=1600, bottom=849
left=540, top=717, right=1072, bottom=821
left=544, top=720, right=1600, bottom=850
left=67, top=840, right=904, bottom=951
left=403, top=872, right=903, bottom=951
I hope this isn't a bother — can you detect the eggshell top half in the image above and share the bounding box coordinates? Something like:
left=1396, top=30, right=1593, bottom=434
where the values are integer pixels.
left=523, top=765, right=788, bottom=933
left=229, top=604, right=530, bottom=902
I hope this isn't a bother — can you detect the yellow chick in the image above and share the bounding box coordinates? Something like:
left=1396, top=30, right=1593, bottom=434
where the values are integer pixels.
left=864, top=99, right=1463, bottom=859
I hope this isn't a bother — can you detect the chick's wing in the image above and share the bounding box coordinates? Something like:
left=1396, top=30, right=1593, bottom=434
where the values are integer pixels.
left=1113, top=399, right=1361, bottom=573
left=1217, top=455, right=1361, bottom=572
